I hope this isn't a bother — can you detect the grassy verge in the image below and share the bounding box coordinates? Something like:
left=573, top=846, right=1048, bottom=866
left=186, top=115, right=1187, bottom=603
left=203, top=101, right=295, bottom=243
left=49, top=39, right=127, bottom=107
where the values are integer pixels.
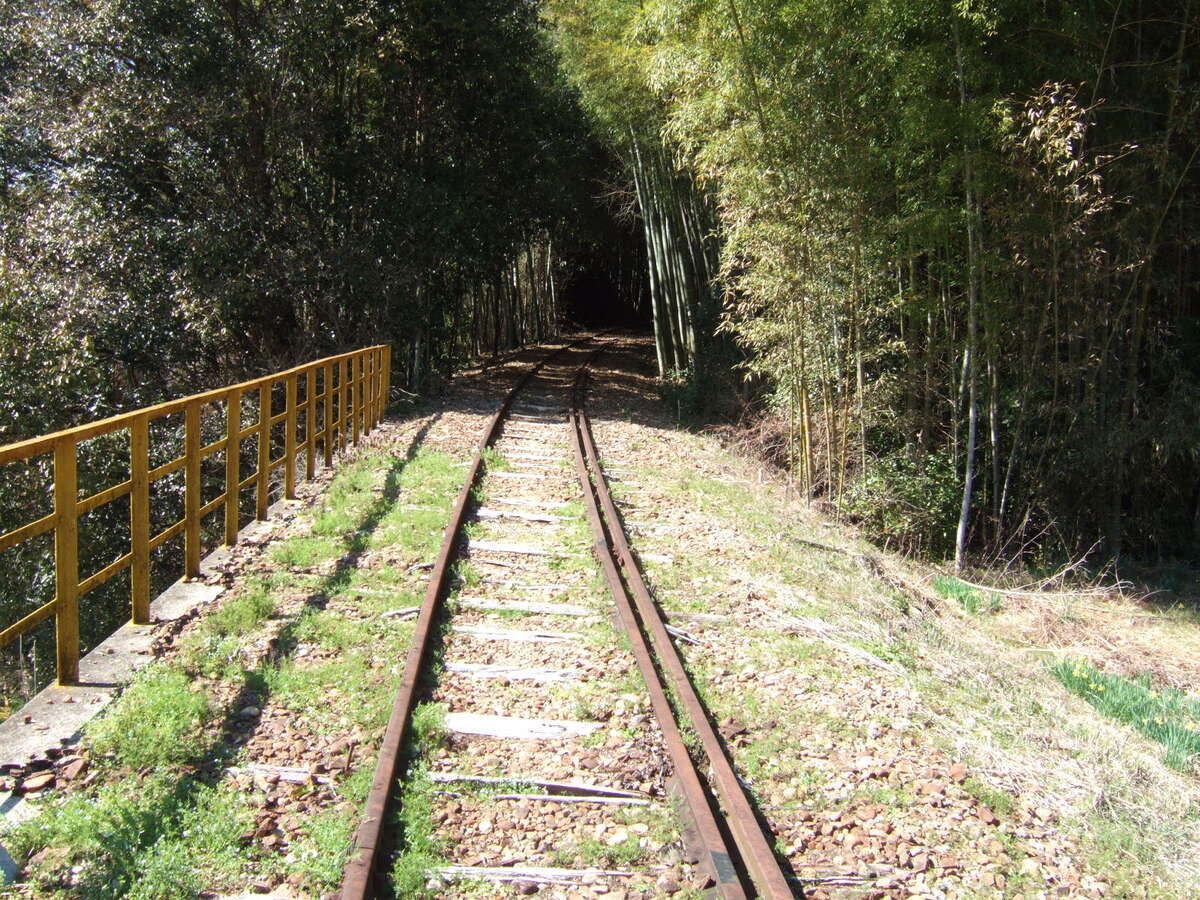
left=2, top=437, right=466, bottom=898
left=1049, top=658, right=1200, bottom=772
left=594, top=419, right=1200, bottom=896
left=391, top=703, right=449, bottom=896
left=932, top=574, right=1001, bottom=615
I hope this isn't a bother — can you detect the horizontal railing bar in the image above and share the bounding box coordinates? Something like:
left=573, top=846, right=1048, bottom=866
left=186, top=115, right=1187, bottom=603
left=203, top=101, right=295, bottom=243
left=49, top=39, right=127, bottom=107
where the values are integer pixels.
left=149, top=456, right=186, bottom=482
left=0, top=599, right=58, bottom=650
left=78, top=479, right=133, bottom=516
left=0, top=345, right=387, bottom=465
left=0, top=344, right=388, bottom=686
left=0, top=512, right=56, bottom=554
left=148, top=518, right=185, bottom=551
left=199, top=493, right=225, bottom=519
left=78, top=552, right=133, bottom=595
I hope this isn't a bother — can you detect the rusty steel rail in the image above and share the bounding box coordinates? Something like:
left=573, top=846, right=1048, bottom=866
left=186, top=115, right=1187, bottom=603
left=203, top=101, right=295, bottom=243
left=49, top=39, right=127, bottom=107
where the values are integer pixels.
left=567, top=357, right=747, bottom=900
left=569, top=361, right=798, bottom=899
left=339, top=341, right=578, bottom=900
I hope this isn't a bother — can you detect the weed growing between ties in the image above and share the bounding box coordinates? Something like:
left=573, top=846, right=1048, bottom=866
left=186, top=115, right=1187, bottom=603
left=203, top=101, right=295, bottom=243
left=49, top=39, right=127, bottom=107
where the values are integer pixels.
left=391, top=702, right=449, bottom=895
left=3, top=443, right=464, bottom=898
left=1049, top=658, right=1200, bottom=771
left=480, top=446, right=510, bottom=472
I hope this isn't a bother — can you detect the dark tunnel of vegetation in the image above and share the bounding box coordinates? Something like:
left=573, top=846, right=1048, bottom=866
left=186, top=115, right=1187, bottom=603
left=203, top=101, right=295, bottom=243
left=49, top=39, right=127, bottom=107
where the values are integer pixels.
left=2, top=0, right=1199, bottom=705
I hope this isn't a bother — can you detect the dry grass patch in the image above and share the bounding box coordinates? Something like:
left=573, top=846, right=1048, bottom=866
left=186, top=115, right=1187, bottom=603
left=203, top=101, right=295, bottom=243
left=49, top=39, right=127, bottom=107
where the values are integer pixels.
left=586, top=357, right=1200, bottom=897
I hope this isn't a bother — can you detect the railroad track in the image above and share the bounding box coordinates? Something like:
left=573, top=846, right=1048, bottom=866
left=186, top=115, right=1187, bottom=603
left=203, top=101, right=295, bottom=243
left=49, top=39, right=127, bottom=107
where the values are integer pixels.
left=341, top=338, right=797, bottom=899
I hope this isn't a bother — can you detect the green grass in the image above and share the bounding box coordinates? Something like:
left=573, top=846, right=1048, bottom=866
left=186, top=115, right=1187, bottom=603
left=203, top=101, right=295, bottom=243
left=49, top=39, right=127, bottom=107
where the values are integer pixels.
left=389, top=770, right=443, bottom=897
left=558, top=835, right=643, bottom=868
left=409, top=702, right=447, bottom=756
left=271, top=535, right=341, bottom=568
left=932, top=574, right=1000, bottom=615
left=85, top=665, right=212, bottom=770
left=311, top=465, right=376, bottom=535
left=389, top=706, right=450, bottom=896
left=178, top=578, right=281, bottom=678
left=367, top=452, right=460, bottom=556
left=204, top=578, right=277, bottom=636
left=6, top=773, right=249, bottom=899
left=1049, top=658, right=1200, bottom=771
left=266, top=652, right=392, bottom=733
left=963, top=776, right=1016, bottom=817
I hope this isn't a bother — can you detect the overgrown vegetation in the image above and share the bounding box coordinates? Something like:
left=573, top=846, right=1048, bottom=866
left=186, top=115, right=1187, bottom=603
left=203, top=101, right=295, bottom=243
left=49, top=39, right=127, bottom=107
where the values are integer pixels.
left=932, top=574, right=1000, bottom=616
left=7, top=774, right=250, bottom=900
left=547, top=0, right=1200, bottom=568
left=1049, top=658, right=1200, bottom=772
left=0, top=0, right=597, bottom=703
left=84, top=666, right=212, bottom=770
left=3, top=440, right=463, bottom=896
left=610, top=421, right=1200, bottom=895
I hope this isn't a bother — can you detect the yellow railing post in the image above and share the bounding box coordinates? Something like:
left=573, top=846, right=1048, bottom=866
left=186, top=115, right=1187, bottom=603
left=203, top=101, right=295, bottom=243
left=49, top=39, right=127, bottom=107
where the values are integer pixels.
left=184, top=401, right=201, bottom=578
left=53, top=441, right=80, bottom=685
left=360, top=352, right=368, bottom=436
left=371, top=349, right=380, bottom=428
left=361, top=351, right=369, bottom=434
left=323, top=363, right=334, bottom=468
left=350, top=355, right=360, bottom=446
left=225, top=389, right=241, bottom=545
left=364, top=350, right=374, bottom=432
left=367, top=350, right=376, bottom=432
left=284, top=374, right=297, bottom=500
left=371, top=348, right=380, bottom=427
left=382, top=344, right=392, bottom=422
left=305, top=368, right=316, bottom=481
left=256, top=383, right=271, bottom=519
left=130, top=416, right=151, bottom=623
left=340, top=358, right=350, bottom=453
left=360, top=350, right=369, bottom=434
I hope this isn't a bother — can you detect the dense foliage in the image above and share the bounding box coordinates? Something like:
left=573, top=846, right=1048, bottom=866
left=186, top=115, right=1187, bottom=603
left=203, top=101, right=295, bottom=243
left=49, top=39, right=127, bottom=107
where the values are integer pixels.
left=547, top=0, right=1200, bottom=565
left=1, top=0, right=586, bottom=439
left=0, top=0, right=591, bottom=706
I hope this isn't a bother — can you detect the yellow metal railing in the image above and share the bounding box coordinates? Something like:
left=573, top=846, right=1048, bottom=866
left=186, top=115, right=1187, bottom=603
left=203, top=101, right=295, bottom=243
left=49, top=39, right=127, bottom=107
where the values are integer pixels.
left=0, top=345, right=392, bottom=684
